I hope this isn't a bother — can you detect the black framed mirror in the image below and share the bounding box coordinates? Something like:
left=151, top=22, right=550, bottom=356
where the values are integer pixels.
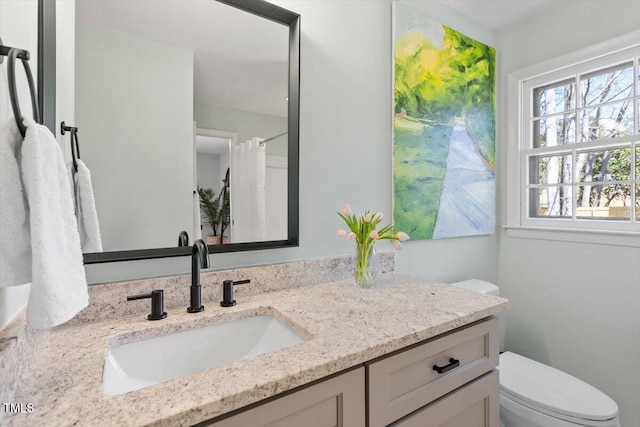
left=42, top=0, right=299, bottom=264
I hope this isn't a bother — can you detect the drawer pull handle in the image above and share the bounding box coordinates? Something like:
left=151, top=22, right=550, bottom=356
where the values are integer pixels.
left=433, top=358, right=460, bottom=374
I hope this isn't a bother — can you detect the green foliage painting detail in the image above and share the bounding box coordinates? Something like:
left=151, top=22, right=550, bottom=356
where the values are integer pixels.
left=393, top=6, right=496, bottom=240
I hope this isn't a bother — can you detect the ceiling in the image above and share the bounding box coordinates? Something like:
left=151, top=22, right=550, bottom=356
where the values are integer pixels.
left=76, top=0, right=289, bottom=117
left=438, top=0, right=555, bottom=31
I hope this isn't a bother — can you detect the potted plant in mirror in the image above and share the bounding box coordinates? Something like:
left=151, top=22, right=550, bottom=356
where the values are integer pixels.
left=197, top=176, right=230, bottom=244
left=197, top=187, right=220, bottom=244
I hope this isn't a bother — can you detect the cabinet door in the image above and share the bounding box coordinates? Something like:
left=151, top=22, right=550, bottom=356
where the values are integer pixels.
left=368, top=318, right=498, bottom=427
left=391, top=370, right=499, bottom=427
left=209, top=367, right=365, bottom=427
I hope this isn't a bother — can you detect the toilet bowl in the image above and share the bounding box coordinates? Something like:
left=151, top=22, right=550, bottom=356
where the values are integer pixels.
left=450, top=279, right=621, bottom=427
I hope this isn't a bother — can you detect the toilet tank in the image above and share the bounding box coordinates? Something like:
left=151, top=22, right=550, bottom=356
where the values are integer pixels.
left=449, top=279, right=500, bottom=296
left=450, top=279, right=504, bottom=352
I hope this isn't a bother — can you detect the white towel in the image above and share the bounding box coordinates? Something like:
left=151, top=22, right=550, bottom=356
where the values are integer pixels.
left=75, top=159, right=103, bottom=253
left=0, top=119, right=32, bottom=287
left=20, top=117, right=88, bottom=329
left=193, top=190, right=202, bottom=242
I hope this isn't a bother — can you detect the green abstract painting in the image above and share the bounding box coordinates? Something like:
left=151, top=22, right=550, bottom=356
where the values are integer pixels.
left=392, top=2, right=496, bottom=240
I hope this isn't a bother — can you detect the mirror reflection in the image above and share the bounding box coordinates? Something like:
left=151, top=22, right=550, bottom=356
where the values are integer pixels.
left=69, top=0, right=290, bottom=253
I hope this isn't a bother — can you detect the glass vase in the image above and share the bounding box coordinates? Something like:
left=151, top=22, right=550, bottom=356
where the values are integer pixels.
left=353, top=243, right=378, bottom=287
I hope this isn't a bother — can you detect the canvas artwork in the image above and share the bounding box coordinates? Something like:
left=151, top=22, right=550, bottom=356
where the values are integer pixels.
left=392, top=2, right=496, bottom=240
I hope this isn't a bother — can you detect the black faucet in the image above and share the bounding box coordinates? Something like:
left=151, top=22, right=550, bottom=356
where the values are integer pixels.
left=188, top=239, right=210, bottom=313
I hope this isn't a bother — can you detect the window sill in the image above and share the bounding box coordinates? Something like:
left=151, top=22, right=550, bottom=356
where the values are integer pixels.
left=503, top=225, right=640, bottom=247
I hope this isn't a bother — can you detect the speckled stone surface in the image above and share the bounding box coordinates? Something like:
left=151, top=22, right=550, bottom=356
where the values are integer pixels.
left=0, top=310, right=48, bottom=423
left=69, top=253, right=395, bottom=325
left=0, top=254, right=390, bottom=420
left=4, top=273, right=507, bottom=427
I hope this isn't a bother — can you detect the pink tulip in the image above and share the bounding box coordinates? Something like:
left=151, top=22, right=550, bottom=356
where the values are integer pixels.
left=362, top=213, right=372, bottom=222
left=396, top=231, right=410, bottom=241
left=337, top=229, right=347, bottom=237
left=369, top=230, right=379, bottom=239
left=392, top=240, right=402, bottom=250
left=347, top=232, right=355, bottom=240
left=342, top=204, right=352, bottom=216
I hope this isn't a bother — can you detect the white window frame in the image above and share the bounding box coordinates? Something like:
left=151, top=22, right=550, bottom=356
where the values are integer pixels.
left=505, top=31, right=640, bottom=247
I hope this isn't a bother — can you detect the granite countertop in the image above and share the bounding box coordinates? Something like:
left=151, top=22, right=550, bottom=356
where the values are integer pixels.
left=6, top=274, right=508, bottom=426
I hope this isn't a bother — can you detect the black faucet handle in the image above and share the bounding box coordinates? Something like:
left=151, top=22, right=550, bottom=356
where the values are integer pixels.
left=220, top=279, right=251, bottom=307
left=178, top=231, right=189, bottom=247
left=127, top=290, right=167, bottom=321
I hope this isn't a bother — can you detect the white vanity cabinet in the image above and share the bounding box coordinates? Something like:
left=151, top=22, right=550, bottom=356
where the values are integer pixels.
left=208, top=318, right=498, bottom=427
left=388, top=371, right=499, bottom=427
left=367, top=317, right=499, bottom=427
left=208, top=367, right=365, bottom=427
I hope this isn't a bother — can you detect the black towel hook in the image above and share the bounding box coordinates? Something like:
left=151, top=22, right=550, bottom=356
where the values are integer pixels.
left=61, top=122, right=81, bottom=172
left=1, top=39, right=40, bottom=138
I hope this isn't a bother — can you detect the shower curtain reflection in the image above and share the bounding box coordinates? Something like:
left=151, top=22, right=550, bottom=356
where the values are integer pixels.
left=231, top=138, right=266, bottom=242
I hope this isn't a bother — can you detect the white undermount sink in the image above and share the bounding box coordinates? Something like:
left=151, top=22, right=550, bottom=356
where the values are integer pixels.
left=103, top=314, right=306, bottom=395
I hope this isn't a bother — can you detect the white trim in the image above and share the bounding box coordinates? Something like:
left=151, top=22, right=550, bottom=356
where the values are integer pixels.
left=390, top=2, right=398, bottom=226
left=196, top=127, right=238, bottom=144
left=504, top=226, right=640, bottom=248
left=506, top=30, right=640, bottom=245
left=266, top=155, right=287, bottom=169
left=506, top=72, right=523, bottom=228
left=522, top=137, right=636, bottom=155
left=522, top=216, right=640, bottom=232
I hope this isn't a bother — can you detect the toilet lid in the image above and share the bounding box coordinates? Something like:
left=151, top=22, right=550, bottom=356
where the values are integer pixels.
left=498, top=352, right=618, bottom=423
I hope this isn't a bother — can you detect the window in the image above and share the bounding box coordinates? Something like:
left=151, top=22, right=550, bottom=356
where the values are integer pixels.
left=507, top=33, right=640, bottom=246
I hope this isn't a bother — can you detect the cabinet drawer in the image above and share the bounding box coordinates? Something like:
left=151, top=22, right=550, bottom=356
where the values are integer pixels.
left=391, top=370, right=499, bottom=427
left=368, top=318, right=498, bottom=427
left=207, top=367, right=365, bottom=427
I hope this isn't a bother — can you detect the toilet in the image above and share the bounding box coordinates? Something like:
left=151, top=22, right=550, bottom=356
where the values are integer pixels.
left=450, top=279, right=621, bottom=427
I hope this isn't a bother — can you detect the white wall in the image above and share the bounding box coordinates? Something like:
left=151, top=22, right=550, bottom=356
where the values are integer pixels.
left=195, top=103, right=288, bottom=157
left=219, top=149, right=229, bottom=187
left=497, top=2, right=640, bottom=425
left=56, top=0, right=74, bottom=154
left=197, top=153, right=221, bottom=192
left=0, top=0, right=39, bottom=327
left=265, top=155, right=288, bottom=241
left=75, top=24, right=194, bottom=252
left=85, top=0, right=499, bottom=284
left=235, top=0, right=500, bottom=282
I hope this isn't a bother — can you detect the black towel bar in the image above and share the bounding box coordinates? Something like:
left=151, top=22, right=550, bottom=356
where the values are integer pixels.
left=1, top=37, right=39, bottom=138
left=0, top=44, right=30, bottom=62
